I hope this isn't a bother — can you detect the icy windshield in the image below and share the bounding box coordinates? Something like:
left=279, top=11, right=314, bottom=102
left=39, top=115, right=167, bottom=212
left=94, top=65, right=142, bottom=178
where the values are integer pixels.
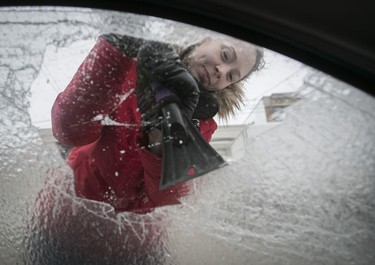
left=1, top=6, right=374, bottom=265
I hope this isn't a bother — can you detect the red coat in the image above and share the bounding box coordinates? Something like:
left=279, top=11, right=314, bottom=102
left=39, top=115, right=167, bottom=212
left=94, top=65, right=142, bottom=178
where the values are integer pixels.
left=51, top=36, right=217, bottom=213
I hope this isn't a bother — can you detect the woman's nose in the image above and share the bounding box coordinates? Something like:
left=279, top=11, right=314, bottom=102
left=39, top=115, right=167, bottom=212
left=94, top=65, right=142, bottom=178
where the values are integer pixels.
left=215, top=64, right=226, bottom=78
left=214, top=65, right=231, bottom=90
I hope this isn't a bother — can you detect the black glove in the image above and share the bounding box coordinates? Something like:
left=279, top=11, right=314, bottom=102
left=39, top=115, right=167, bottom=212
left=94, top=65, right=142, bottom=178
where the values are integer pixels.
left=136, top=40, right=200, bottom=132
left=192, top=87, right=219, bottom=120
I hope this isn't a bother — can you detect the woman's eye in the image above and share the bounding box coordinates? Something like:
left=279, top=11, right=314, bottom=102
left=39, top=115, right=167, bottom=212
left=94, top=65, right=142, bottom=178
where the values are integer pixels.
left=228, top=72, right=234, bottom=82
left=222, top=50, right=230, bottom=62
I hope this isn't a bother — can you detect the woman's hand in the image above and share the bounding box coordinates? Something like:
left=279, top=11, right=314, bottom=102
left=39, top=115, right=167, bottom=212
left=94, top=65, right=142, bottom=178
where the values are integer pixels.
left=135, top=41, right=200, bottom=133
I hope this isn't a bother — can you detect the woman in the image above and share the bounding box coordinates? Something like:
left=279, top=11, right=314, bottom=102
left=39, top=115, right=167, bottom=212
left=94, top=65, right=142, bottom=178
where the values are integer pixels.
left=51, top=33, right=264, bottom=214
left=27, top=33, right=264, bottom=265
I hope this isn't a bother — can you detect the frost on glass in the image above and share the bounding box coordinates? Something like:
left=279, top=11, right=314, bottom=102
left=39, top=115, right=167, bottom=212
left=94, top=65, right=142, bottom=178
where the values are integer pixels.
left=177, top=72, right=375, bottom=265
left=1, top=6, right=375, bottom=265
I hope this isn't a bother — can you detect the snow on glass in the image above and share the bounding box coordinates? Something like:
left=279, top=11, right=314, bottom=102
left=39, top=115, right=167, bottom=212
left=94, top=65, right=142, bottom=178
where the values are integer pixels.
left=1, top=6, right=374, bottom=265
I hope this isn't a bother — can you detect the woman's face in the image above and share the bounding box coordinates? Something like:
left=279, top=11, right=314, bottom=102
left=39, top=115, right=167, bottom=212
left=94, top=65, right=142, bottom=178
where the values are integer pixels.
left=187, top=37, right=256, bottom=91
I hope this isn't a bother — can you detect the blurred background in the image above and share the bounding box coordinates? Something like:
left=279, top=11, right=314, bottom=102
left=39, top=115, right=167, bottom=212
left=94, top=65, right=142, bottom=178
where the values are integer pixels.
left=0, top=6, right=374, bottom=265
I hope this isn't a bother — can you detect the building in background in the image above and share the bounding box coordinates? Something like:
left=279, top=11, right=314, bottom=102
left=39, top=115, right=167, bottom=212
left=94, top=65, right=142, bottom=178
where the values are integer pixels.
left=262, top=92, right=301, bottom=122
left=209, top=124, right=249, bottom=161
left=211, top=92, right=301, bottom=160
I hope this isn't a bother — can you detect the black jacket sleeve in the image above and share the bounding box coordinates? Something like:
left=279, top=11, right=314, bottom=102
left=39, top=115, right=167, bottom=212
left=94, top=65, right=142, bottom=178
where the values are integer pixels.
left=101, top=33, right=145, bottom=58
